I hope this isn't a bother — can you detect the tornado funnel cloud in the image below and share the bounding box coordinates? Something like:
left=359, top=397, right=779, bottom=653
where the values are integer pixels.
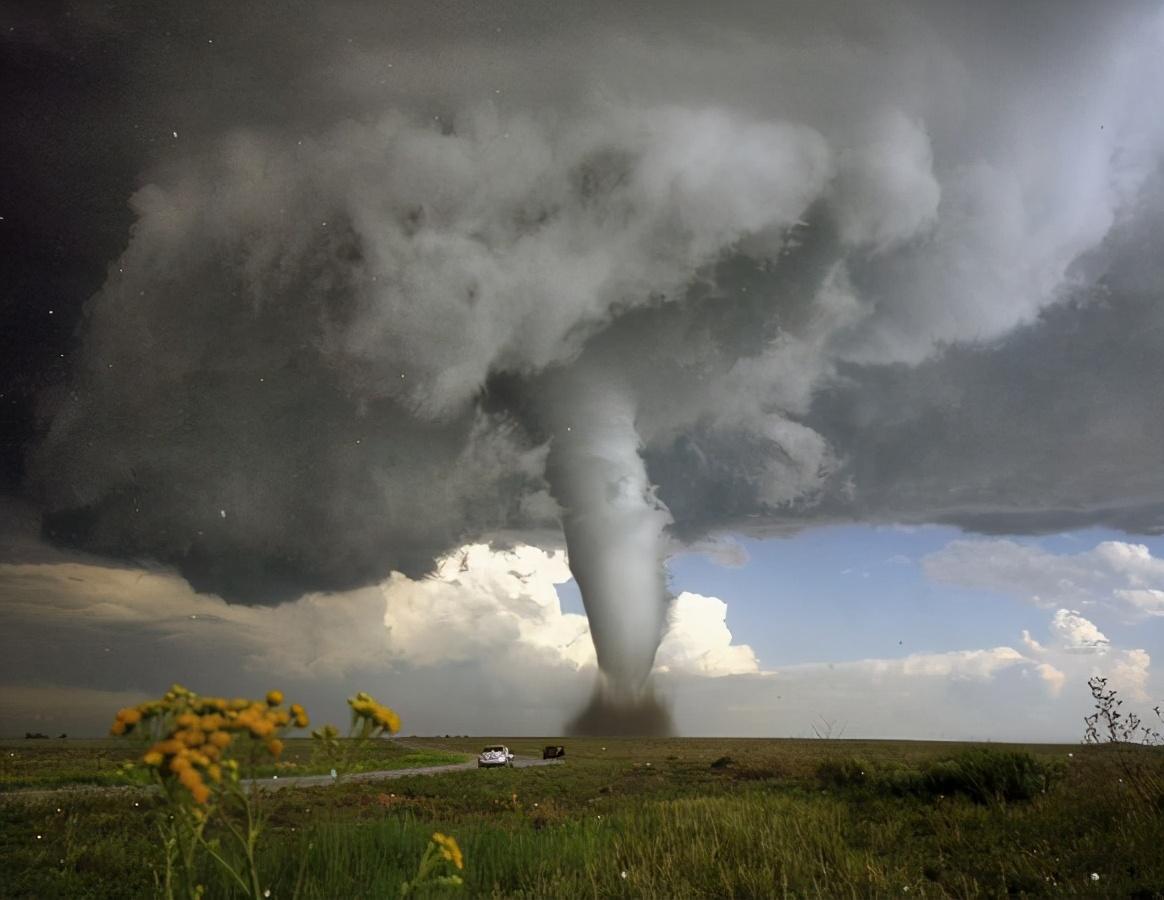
left=544, top=375, right=674, bottom=733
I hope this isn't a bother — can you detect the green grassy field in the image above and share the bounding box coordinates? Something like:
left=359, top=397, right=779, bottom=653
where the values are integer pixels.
left=2, top=736, right=1163, bottom=898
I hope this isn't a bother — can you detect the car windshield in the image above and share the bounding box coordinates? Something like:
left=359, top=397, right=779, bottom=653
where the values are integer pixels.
left=482, top=746, right=506, bottom=752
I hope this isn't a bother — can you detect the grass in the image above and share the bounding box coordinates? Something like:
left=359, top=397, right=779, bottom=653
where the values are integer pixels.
left=2, top=736, right=1163, bottom=897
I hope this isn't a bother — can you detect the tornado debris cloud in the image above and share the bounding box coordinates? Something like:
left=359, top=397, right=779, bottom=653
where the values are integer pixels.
left=567, top=677, right=674, bottom=738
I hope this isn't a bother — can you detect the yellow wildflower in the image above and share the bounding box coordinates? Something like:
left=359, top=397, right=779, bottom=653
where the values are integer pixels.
left=265, top=739, right=284, bottom=758
left=266, top=690, right=283, bottom=707
left=349, top=698, right=374, bottom=717
left=368, top=704, right=400, bottom=733
left=432, top=832, right=464, bottom=870
left=179, top=728, right=205, bottom=747
left=143, top=751, right=164, bottom=767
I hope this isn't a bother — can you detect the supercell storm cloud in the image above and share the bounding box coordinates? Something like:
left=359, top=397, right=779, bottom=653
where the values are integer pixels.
left=6, top=1, right=1164, bottom=729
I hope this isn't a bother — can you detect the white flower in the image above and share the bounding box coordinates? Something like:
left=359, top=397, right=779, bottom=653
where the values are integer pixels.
left=620, top=871, right=628, bottom=880
left=1091, top=873, right=1100, bottom=882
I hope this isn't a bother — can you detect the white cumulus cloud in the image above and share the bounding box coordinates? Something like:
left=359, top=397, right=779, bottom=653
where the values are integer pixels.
left=1034, top=663, right=1068, bottom=696
left=922, top=539, right=1164, bottom=620
left=382, top=549, right=763, bottom=679
left=381, top=543, right=595, bottom=670
left=1049, top=609, right=1111, bottom=655
left=655, top=592, right=762, bottom=677
left=1111, top=648, right=1152, bottom=703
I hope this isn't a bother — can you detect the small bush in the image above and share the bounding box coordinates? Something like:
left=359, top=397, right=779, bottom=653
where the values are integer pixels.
left=815, top=756, right=872, bottom=787
left=921, top=748, right=1062, bottom=804
left=874, top=763, right=926, bottom=796
left=816, top=749, right=1062, bottom=804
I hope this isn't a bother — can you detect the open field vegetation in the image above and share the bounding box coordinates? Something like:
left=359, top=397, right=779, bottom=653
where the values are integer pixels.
left=3, top=735, right=1163, bottom=898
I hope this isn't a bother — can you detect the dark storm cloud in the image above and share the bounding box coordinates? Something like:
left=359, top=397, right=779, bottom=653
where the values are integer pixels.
left=802, top=176, right=1164, bottom=537
left=648, top=169, right=1164, bottom=538
left=8, top=0, right=1164, bottom=625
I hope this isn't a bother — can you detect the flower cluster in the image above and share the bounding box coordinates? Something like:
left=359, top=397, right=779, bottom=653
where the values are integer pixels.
left=109, top=684, right=310, bottom=805
left=347, top=691, right=401, bottom=735
left=432, top=832, right=464, bottom=870
left=402, top=831, right=466, bottom=894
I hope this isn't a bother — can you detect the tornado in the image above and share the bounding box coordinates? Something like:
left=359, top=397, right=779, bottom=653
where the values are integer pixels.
left=542, top=372, right=675, bottom=735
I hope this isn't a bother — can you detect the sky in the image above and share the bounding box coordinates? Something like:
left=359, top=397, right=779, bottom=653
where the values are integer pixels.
left=2, top=523, right=1162, bottom=740
left=1, top=0, right=1163, bottom=740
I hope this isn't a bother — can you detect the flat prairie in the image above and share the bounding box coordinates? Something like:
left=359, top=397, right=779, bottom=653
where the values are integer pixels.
left=3, top=736, right=1163, bottom=898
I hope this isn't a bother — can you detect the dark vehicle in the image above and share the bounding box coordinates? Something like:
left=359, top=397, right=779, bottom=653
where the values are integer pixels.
left=542, top=745, right=566, bottom=759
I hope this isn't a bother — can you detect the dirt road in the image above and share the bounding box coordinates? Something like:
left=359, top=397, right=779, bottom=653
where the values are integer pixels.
left=1, top=755, right=564, bottom=801
left=246, top=754, right=562, bottom=791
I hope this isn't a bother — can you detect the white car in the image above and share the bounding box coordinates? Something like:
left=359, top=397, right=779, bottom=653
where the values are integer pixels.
left=477, top=745, right=514, bottom=768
